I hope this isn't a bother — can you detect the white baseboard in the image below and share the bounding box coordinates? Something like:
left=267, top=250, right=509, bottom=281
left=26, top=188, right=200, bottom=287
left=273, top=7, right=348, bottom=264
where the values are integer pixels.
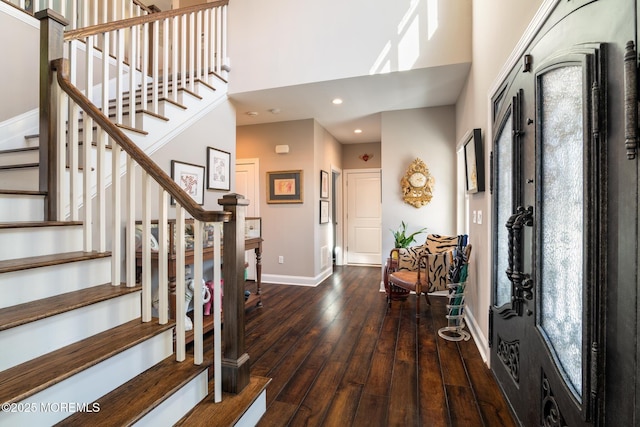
left=262, top=267, right=333, bottom=287
left=0, top=108, right=39, bottom=149
left=464, top=306, right=489, bottom=364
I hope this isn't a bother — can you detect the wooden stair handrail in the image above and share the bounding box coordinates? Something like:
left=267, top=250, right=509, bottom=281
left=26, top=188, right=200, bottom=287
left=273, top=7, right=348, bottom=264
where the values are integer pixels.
left=51, top=58, right=231, bottom=224
left=64, top=0, right=229, bottom=41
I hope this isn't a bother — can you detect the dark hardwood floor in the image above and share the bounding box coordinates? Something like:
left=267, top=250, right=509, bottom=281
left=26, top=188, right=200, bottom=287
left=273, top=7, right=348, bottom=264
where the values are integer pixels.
left=241, top=265, right=516, bottom=427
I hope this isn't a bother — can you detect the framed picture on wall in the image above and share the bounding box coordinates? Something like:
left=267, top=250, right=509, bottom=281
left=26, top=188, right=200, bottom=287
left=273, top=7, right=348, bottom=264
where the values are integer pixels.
left=267, top=170, right=303, bottom=203
left=171, top=160, right=205, bottom=205
left=207, top=147, right=231, bottom=191
left=320, top=200, right=330, bottom=224
left=464, top=128, right=485, bottom=193
left=320, top=170, right=329, bottom=199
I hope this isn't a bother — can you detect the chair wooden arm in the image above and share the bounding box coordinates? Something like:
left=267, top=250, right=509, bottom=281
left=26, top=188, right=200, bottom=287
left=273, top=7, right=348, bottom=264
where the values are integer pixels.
left=384, top=250, right=399, bottom=288
left=385, top=249, right=401, bottom=274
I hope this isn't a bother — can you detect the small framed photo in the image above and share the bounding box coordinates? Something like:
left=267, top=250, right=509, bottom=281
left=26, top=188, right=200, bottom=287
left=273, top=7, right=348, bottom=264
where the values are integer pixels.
left=464, top=128, right=485, bottom=193
left=207, top=147, right=230, bottom=191
left=171, top=160, right=205, bottom=205
left=320, top=170, right=329, bottom=199
left=320, top=200, right=330, bottom=224
left=267, top=170, right=303, bottom=203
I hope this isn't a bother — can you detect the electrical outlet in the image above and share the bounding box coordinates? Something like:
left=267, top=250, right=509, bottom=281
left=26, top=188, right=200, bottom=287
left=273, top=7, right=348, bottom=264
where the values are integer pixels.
left=477, top=210, right=483, bottom=224
left=472, top=210, right=477, bottom=224
left=278, top=256, right=284, bottom=264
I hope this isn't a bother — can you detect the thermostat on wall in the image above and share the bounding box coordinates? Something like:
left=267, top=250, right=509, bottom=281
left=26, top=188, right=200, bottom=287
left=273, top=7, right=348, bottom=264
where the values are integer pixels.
left=275, top=145, right=290, bottom=154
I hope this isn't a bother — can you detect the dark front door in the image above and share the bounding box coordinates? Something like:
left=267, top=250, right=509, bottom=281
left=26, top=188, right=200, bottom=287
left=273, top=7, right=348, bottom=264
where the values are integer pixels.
left=489, top=0, right=638, bottom=425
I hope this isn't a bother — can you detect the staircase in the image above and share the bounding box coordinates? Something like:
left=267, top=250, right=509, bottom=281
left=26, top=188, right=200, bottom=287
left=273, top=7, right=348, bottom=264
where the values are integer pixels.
left=0, top=1, right=267, bottom=425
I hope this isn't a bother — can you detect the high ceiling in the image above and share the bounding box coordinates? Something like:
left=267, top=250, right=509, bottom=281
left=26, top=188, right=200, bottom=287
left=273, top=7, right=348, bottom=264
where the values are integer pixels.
left=143, top=1, right=472, bottom=145
left=229, top=62, right=471, bottom=144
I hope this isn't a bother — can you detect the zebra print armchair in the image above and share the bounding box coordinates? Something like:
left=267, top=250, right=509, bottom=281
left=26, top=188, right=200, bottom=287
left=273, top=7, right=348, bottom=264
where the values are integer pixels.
left=384, top=234, right=469, bottom=317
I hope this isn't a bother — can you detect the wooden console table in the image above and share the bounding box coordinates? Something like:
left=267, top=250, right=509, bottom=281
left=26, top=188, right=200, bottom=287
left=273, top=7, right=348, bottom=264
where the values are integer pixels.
left=135, top=236, right=263, bottom=342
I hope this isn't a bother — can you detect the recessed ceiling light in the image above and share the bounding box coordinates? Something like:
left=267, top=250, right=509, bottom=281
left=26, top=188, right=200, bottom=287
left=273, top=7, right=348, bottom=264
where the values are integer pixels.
left=354, top=129, right=363, bottom=134
left=332, top=98, right=343, bottom=105
left=269, top=108, right=281, bottom=114
left=245, top=111, right=259, bottom=116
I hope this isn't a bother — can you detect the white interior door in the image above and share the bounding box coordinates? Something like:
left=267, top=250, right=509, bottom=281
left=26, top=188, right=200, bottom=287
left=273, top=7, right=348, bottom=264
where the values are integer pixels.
left=236, top=159, right=259, bottom=279
left=345, top=169, right=381, bottom=265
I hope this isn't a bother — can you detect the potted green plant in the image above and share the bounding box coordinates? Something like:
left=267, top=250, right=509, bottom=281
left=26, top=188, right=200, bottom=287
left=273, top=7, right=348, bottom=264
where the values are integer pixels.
left=391, top=221, right=427, bottom=248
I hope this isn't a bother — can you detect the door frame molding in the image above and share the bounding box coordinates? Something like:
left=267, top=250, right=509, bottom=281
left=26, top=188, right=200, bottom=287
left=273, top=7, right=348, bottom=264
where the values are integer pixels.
left=485, top=0, right=559, bottom=369
left=489, top=0, right=561, bottom=99
left=331, top=164, right=344, bottom=266
left=235, top=158, right=260, bottom=216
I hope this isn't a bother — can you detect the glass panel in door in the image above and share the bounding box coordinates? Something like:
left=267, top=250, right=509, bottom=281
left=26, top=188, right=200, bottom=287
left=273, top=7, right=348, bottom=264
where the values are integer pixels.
left=538, top=65, right=584, bottom=399
left=495, top=112, right=514, bottom=307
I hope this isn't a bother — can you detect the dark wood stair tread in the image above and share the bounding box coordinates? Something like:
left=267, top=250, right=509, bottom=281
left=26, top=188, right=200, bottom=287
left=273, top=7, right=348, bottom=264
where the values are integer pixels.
left=58, top=353, right=208, bottom=426
left=0, top=283, right=141, bottom=332
left=0, top=220, right=82, bottom=229
left=0, top=163, right=94, bottom=171
left=0, top=162, right=38, bottom=170
left=115, top=121, right=149, bottom=135
left=0, top=146, right=38, bottom=155
left=0, top=250, right=110, bottom=274
left=176, top=376, right=271, bottom=427
left=0, top=189, right=46, bottom=196
left=0, top=318, right=175, bottom=404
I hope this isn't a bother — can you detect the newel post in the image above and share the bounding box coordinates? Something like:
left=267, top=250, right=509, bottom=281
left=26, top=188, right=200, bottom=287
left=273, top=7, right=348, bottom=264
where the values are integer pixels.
left=36, top=9, right=68, bottom=221
left=218, top=193, right=250, bottom=393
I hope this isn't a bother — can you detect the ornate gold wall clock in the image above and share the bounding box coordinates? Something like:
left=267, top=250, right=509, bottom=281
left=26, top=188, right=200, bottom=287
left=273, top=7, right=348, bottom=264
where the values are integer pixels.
left=401, top=158, right=435, bottom=208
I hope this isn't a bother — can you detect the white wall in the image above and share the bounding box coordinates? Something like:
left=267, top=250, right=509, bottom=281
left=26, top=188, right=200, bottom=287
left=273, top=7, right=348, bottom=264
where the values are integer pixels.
left=227, top=0, right=471, bottom=94
left=381, top=106, right=456, bottom=265
left=236, top=119, right=342, bottom=284
left=236, top=119, right=314, bottom=282
left=0, top=3, right=39, bottom=123
left=454, top=0, right=544, bottom=358
left=149, top=100, right=237, bottom=212
left=342, top=142, right=381, bottom=169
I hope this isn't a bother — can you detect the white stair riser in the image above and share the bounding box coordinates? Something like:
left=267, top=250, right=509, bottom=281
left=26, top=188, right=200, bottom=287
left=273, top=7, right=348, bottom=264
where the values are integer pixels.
left=0, top=150, right=38, bottom=166
left=133, top=370, right=209, bottom=427
left=0, top=329, right=173, bottom=427
left=0, top=257, right=111, bottom=309
left=194, top=80, right=217, bottom=97
left=149, top=99, right=185, bottom=119
left=75, top=143, right=113, bottom=171
left=0, top=194, right=44, bottom=222
left=237, top=390, right=268, bottom=427
left=0, top=291, right=142, bottom=372
left=177, top=89, right=202, bottom=106
left=0, top=149, right=112, bottom=193
left=0, top=168, right=38, bottom=191
left=24, top=135, right=39, bottom=145
left=122, top=111, right=168, bottom=132
left=0, top=225, right=83, bottom=260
